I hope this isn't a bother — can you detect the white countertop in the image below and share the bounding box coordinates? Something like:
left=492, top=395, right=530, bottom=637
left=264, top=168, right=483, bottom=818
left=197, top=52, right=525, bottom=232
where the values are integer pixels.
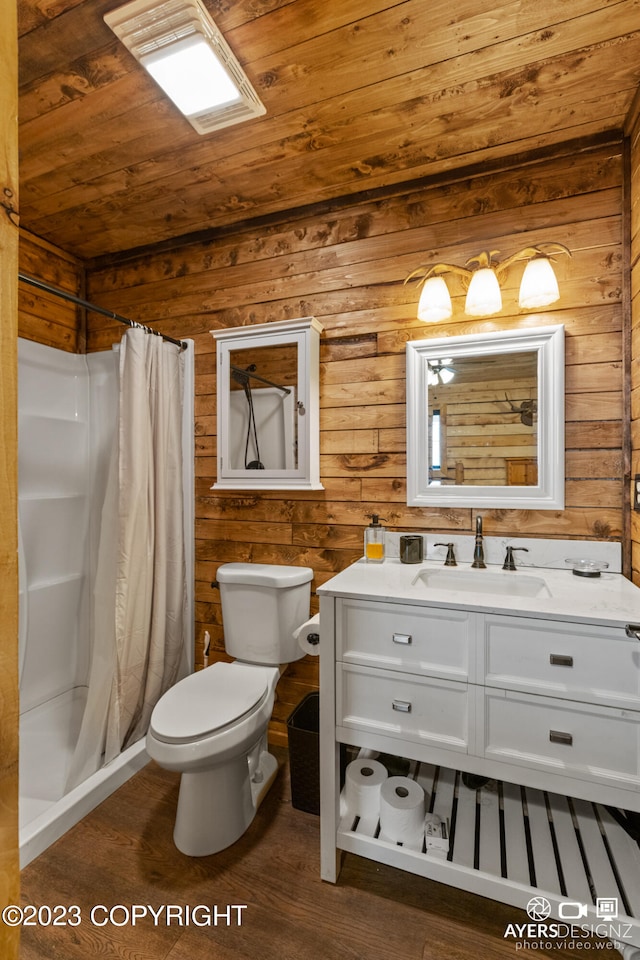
left=317, top=557, right=640, bottom=628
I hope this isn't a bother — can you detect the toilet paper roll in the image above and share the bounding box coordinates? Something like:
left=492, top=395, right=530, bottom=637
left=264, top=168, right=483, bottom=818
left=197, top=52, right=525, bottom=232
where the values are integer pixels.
left=343, top=758, right=388, bottom=820
left=379, top=776, right=426, bottom=843
left=293, top=614, right=321, bottom=656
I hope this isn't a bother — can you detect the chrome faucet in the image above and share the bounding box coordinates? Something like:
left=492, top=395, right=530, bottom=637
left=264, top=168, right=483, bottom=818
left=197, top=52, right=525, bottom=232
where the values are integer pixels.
left=471, top=515, right=486, bottom=568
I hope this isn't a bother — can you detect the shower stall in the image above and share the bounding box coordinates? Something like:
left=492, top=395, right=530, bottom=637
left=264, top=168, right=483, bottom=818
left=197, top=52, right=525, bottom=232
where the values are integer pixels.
left=17, top=336, right=194, bottom=867
left=229, top=382, right=296, bottom=471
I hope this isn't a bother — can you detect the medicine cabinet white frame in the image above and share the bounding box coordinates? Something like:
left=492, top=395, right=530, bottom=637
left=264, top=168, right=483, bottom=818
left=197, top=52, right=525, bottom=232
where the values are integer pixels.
left=212, top=317, right=324, bottom=490
left=406, top=324, right=565, bottom=509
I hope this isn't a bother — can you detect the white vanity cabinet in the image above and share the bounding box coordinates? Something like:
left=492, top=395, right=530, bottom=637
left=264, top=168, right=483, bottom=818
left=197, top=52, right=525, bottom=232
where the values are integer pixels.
left=336, top=597, right=473, bottom=755
left=318, top=561, right=640, bottom=948
left=479, top=614, right=640, bottom=796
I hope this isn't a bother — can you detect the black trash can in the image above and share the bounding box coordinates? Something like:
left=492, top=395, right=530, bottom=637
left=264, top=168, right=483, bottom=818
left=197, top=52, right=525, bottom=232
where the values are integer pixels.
left=287, top=692, right=320, bottom=814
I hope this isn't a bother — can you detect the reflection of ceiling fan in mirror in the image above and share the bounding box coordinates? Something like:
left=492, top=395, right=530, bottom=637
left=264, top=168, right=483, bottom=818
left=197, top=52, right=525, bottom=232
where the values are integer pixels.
left=427, top=358, right=455, bottom=385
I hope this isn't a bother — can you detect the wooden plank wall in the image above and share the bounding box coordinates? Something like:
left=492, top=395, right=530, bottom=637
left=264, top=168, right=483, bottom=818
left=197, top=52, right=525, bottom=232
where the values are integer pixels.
left=84, top=139, right=626, bottom=745
left=629, top=99, right=640, bottom=586
left=18, top=231, right=85, bottom=352
left=1, top=0, right=20, bottom=952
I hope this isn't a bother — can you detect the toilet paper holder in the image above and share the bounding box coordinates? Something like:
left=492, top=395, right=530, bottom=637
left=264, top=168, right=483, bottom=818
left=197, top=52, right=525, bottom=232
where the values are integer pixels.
left=307, top=632, right=320, bottom=645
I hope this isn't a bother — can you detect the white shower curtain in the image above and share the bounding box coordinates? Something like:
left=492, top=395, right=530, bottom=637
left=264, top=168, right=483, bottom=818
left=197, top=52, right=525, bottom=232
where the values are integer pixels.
left=67, top=328, right=186, bottom=790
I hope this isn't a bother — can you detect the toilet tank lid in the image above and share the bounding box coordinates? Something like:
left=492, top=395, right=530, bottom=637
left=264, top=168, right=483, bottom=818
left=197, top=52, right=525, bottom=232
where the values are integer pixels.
left=216, top=563, right=313, bottom=588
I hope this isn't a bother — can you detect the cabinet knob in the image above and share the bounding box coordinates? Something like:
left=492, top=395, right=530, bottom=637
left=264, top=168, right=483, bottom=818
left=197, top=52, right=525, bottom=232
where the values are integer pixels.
left=549, top=653, right=573, bottom=667
left=549, top=730, right=573, bottom=746
left=392, top=699, right=412, bottom=713
left=392, top=633, right=412, bottom=645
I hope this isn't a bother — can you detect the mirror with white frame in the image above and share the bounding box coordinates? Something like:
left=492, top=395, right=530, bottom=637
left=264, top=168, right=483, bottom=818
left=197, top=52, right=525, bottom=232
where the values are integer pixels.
left=406, top=325, right=565, bottom=509
left=212, top=317, right=323, bottom=490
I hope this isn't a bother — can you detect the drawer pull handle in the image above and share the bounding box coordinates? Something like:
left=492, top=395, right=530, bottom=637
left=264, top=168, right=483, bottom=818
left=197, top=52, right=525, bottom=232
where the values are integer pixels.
left=392, top=633, right=412, bottom=645
left=549, top=730, right=573, bottom=746
left=626, top=624, right=640, bottom=641
left=392, top=699, right=412, bottom=713
left=550, top=654, right=573, bottom=667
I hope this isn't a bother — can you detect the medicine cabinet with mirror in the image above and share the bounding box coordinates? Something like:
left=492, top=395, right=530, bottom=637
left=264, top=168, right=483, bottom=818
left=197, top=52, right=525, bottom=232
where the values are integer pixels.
left=212, top=317, right=323, bottom=490
left=406, top=324, right=565, bottom=509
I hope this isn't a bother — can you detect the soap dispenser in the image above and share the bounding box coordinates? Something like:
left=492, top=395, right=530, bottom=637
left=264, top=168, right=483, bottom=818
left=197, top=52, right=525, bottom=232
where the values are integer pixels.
left=364, top=515, right=386, bottom=563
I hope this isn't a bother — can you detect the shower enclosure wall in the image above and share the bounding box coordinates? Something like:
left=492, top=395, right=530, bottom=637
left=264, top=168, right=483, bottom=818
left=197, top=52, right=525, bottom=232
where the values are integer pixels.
left=18, top=337, right=194, bottom=867
left=229, top=386, right=296, bottom=470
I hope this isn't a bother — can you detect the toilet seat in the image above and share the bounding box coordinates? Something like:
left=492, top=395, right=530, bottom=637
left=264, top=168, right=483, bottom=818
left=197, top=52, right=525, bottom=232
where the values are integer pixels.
left=150, top=662, right=273, bottom=744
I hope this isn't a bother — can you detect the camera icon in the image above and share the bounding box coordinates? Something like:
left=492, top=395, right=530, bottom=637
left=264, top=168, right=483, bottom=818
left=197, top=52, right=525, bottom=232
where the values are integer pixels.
left=558, top=901, right=589, bottom=920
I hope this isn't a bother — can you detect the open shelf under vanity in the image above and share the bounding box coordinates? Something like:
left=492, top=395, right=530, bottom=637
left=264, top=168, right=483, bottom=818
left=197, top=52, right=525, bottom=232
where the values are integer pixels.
left=337, top=755, right=640, bottom=950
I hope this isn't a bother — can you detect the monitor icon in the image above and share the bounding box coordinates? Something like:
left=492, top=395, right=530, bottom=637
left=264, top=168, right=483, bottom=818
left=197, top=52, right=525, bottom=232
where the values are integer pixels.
left=596, top=898, right=618, bottom=920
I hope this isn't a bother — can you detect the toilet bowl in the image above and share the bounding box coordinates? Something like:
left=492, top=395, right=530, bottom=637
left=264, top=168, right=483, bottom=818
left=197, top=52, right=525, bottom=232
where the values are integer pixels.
left=147, top=661, right=280, bottom=856
left=146, top=562, right=313, bottom=856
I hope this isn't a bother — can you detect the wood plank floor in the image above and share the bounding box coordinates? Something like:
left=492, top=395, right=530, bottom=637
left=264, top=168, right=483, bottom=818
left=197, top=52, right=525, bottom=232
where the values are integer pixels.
left=19, top=746, right=620, bottom=959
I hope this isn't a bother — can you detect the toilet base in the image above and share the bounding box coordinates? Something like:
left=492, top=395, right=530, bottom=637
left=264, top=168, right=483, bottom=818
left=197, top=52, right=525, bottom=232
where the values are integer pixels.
left=173, top=747, right=279, bottom=856
left=251, top=750, right=279, bottom=811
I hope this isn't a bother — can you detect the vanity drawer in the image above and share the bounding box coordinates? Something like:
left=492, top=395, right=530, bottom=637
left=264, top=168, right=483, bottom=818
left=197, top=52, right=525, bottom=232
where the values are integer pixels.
left=482, top=688, right=640, bottom=789
left=336, top=597, right=471, bottom=681
left=482, top=615, right=640, bottom=709
left=336, top=662, right=470, bottom=753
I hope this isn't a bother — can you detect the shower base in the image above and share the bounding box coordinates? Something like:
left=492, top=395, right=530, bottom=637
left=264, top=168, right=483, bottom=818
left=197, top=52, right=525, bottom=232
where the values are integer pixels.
left=19, top=687, right=148, bottom=868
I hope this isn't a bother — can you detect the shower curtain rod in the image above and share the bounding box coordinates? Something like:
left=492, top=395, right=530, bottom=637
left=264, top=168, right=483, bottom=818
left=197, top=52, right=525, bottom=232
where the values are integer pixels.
left=230, top=363, right=291, bottom=395
left=18, top=273, right=188, bottom=351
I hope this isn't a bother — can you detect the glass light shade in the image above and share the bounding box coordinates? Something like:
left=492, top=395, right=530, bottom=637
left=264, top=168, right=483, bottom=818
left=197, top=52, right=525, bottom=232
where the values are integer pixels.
left=518, top=257, right=560, bottom=309
left=142, top=35, right=241, bottom=117
left=417, top=275, right=452, bottom=322
left=464, top=267, right=502, bottom=316
left=439, top=366, right=455, bottom=384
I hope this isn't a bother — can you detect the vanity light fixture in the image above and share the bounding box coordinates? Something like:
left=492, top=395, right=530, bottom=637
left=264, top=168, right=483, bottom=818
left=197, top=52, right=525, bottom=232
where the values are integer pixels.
left=104, top=0, right=266, bottom=135
left=406, top=243, right=571, bottom=322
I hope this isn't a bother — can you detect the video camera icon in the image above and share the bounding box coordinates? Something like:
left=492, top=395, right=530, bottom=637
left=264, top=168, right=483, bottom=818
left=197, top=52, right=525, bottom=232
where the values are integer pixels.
left=558, top=901, right=589, bottom=920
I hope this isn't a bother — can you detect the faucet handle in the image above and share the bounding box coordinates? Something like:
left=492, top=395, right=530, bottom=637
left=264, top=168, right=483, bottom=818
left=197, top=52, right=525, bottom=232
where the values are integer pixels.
left=503, top=546, right=529, bottom=571
left=434, top=543, right=457, bottom=567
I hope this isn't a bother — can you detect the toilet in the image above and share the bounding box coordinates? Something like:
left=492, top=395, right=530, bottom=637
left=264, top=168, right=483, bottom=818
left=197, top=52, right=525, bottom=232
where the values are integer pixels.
left=146, top=562, right=313, bottom=856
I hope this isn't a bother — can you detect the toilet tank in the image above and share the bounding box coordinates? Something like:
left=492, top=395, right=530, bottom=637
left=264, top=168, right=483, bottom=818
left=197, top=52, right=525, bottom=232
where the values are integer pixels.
left=216, top=563, right=313, bottom=665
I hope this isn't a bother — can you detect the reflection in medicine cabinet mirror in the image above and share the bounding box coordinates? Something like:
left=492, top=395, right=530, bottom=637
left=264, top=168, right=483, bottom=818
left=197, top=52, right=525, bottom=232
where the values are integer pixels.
left=212, top=317, right=324, bottom=490
left=406, top=325, right=564, bottom=509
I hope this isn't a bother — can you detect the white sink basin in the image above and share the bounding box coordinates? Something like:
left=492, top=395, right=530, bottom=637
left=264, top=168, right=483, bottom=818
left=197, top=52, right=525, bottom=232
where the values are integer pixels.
left=414, top=568, right=552, bottom=598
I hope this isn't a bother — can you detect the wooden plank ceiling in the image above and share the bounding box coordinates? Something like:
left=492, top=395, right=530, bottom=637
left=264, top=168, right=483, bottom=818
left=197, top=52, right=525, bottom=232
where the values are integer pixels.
left=17, top=0, right=640, bottom=261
